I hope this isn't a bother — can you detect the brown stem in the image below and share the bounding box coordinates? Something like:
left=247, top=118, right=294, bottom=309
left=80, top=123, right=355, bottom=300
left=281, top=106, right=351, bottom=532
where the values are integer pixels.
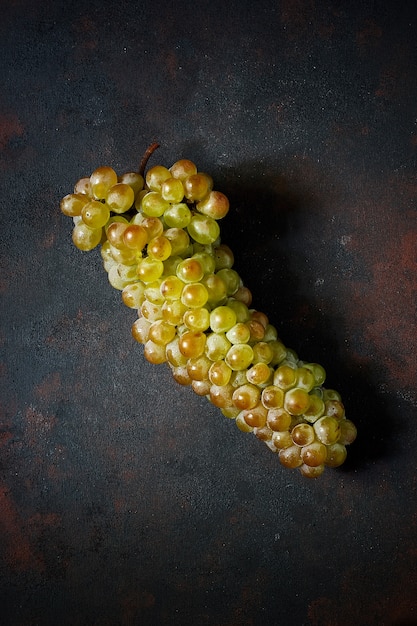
left=138, top=142, right=160, bottom=177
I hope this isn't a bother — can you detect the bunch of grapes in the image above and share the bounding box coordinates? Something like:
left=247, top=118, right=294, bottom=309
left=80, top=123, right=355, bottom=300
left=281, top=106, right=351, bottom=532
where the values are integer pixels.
left=60, top=145, right=357, bottom=477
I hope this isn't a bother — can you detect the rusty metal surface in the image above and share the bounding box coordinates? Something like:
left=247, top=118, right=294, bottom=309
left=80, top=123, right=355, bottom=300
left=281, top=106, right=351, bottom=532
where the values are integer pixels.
left=1, top=0, right=416, bottom=624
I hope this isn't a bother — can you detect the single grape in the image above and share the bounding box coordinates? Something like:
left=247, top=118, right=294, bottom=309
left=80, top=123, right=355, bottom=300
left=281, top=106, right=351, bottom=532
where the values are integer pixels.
left=163, top=203, right=192, bottom=228
left=146, top=164, right=172, bottom=191
left=106, top=183, right=135, bottom=214
left=210, top=306, right=237, bottom=333
left=61, top=193, right=89, bottom=217
left=197, top=190, right=229, bottom=219
left=161, top=177, right=184, bottom=203
left=225, top=343, right=254, bottom=371
left=72, top=222, right=102, bottom=251
left=187, top=214, right=220, bottom=245
left=183, top=172, right=213, bottom=202
left=170, top=159, right=198, bottom=180
left=81, top=200, right=110, bottom=229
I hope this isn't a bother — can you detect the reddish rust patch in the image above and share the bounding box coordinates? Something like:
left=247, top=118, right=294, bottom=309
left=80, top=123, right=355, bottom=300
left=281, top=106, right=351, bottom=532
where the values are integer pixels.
left=24, top=406, right=57, bottom=446
left=0, top=482, right=44, bottom=572
left=35, top=372, right=62, bottom=403
left=0, top=113, right=24, bottom=150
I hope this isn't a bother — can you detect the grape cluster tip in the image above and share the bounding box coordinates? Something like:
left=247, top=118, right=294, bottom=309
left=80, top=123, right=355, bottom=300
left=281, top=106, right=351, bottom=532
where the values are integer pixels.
left=60, top=150, right=357, bottom=478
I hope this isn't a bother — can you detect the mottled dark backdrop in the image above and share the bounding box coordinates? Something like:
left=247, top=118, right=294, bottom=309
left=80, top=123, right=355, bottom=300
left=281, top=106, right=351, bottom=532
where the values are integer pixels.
left=1, top=0, right=416, bottom=625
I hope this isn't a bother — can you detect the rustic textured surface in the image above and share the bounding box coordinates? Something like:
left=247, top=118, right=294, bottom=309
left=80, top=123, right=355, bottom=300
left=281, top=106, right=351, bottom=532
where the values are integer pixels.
left=1, top=1, right=417, bottom=625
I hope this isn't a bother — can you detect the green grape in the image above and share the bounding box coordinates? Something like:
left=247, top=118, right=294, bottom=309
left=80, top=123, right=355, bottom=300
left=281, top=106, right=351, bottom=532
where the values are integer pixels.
left=61, top=193, right=89, bottom=217
left=246, top=362, right=271, bottom=386
left=118, top=171, right=144, bottom=195
left=144, top=281, right=165, bottom=305
left=267, top=408, right=292, bottom=432
left=232, top=384, right=260, bottom=410
left=144, top=339, right=167, bottom=364
left=338, top=419, right=357, bottom=445
left=161, top=177, right=184, bottom=203
left=241, top=406, right=267, bottom=428
left=148, top=320, right=177, bottom=346
left=205, top=332, right=232, bottom=361
left=147, top=235, right=172, bottom=261
left=251, top=342, right=274, bottom=365
left=164, top=228, right=191, bottom=256
left=261, top=386, right=285, bottom=410
left=226, top=299, right=250, bottom=323
left=122, top=282, right=146, bottom=309
left=226, top=322, right=251, bottom=345
left=132, top=317, right=151, bottom=344
left=106, top=183, right=135, bottom=214
left=165, top=338, right=188, bottom=367
left=81, top=200, right=110, bottom=228
left=186, top=355, right=212, bottom=381
left=140, top=300, right=163, bottom=322
left=191, top=252, right=216, bottom=275
left=313, top=415, right=341, bottom=445
left=179, top=330, right=207, bottom=359
left=160, top=275, right=184, bottom=300
left=161, top=299, right=187, bottom=325
left=273, top=364, right=297, bottom=390
left=163, top=203, right=192, bottom=228
left=201, top=273, right=227, bottom=306
left=141, top=191, right=170, bottom=217
left=176, top=257, right=204, bottom=283
left=183, top=307, right=210, bottom=332
left=192, top=379, right=211, bottom=396
left=187, top=214, right=220, bottom=245
left=209, top=383, right=234, bottom=409
left=295, top=366, right=316, bottom=392
left=325, top=443, right=347, bottom=467
left=72, top=222, right=102, bottom=251
left=284, top=387, right=311, bottom=416
left=106, top=221, right=129, bottom=249
left=171, top=365, right=192, bottom=386
left=301, top=442, right=328, bottom=467
left=181, top=283, right=209, bottom=309
left=183, top=172, right=213, bottom=202
left=272, top=430, right=292, bottom=449
left=279, top=445, right=303, bottom=469
left=291, top=423, right=315, bottom=447
left=74, top=177, right=92, bottom=196
left=137, top=257, right=164, bottom=283
left=170, top=159, right=198, bottom=180
left=197, top=190, right=230, bottom=220
left=90, top=166, right=118, bottom=200
left=209, top=306, right=237, bottom=333
left=121, top=224, right=147, bottom=251
left=225, top=343, right=254, bottom=371
left=208, top=360, right=232, bottom=386
left=303, top=394, right=325, bottom=423
left=216, top=268, right=241, bottom=295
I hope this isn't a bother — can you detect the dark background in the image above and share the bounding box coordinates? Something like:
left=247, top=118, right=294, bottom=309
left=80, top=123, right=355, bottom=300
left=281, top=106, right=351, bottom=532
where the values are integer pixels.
left=1, top=1, right=417, bottom=625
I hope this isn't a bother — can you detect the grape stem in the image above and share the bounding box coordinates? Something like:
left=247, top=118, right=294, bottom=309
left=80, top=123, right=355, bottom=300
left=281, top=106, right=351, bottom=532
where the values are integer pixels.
left=139, top=142, right=160, bottom=177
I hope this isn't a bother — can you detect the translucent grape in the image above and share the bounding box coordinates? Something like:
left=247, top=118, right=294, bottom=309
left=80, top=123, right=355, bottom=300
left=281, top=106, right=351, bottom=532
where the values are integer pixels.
left=141, top=192, right=170, bottom=217
left=161, top=299, right=187, bottom=325
left=187, top=354, right=212, bottom=381
left=213, top=244, right=234, bottom=270
left=284, top=387, right=311, bottom=416
left=197, top=191, right=229, bottom=219
left=183, top=172, right=213, bottom=202
left=232, top=384, right=260, bottom=410
left=106, top=183, right=135, bottom=214
left=261, top=386, right=285, bottom=410
left=246, top=362, right=272, bottom=386
left=123, top=224, right=148, bottom=250
left=132, top=317, right=151, bottom=344
left=144, top=340, right=167, bottom=364
left=164, top=228, right=191, bottom=256
left=137, top=257, right=164, bottom=283
left=210, top=306, right=237, bottom=333
left=181, top=283, right=209, bottom=308
left=170, top=159, right=198, bottom=180
left=226, top=322, right=251, bottom=345
left=216, top=268, right=241, bottom=295
left=122, top=282, right=146, bottom=309
left=118, top=171, right=144, bottom=195
left=163, top=203, right=192, bottom=228
left=291, top=423, right=315, bottom=447
left=187, top=214, right=220, bottom=245
left=301, top=442, right=327, bottom=467
left=176, top=258, right=204, bottom=283
left=72, top=222, right=102, bottom=251
left=225, top=343, right=254, bottom=371
left=338, top=419, right=357, bottom=445
left=147, top=235, right=172, bottom=261
left=161, top=177, right=184, bottom=203
left=279, top=445, right=303, bottom=468
left=179, top=331, right=207, bottom=359
left=148, top=320, right=177, bottom=346
left=61, top=193, right=89, bottom=217
left=205, top=332, right=232, bottom=361
left=208, top=360, right=232, bottom=386
left=313, top=416, right=341, bottom=445
left=81, top=200, right=110, bottom=229
left=183, top=307, right=210, bottom=332
left=267, top=408, right=292, bottom=432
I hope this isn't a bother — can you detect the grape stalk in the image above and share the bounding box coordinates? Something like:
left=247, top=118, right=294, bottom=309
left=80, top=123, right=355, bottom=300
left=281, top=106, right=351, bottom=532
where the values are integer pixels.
left=60, top=145, right=357, bottom=477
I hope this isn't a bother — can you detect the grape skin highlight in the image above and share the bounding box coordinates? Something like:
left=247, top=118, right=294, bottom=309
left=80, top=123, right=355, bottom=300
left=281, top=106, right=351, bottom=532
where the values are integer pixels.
left=61, top=152, right=357, bottom=477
